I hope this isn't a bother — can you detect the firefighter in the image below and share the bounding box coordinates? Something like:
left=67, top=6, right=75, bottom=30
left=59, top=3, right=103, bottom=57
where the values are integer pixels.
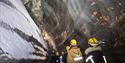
left=84, top=37, right=107, bottom=63
left=62, top=46, right=70, bottom=63
left=67, top=39, right=83, bottom=63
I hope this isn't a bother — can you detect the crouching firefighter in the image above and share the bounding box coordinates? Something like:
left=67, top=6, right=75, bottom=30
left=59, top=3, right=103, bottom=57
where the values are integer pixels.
left=84, top=37, right=107, bottom=63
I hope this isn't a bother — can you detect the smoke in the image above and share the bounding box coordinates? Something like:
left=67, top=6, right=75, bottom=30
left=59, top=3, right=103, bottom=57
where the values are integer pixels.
left=67, top=0, right=93, bottom=37
left=67, top=0, right=122, bottom=37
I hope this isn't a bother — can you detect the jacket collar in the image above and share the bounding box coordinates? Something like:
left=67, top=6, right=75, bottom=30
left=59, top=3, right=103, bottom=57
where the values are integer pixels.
left=85, top=46, right=102, bottom=55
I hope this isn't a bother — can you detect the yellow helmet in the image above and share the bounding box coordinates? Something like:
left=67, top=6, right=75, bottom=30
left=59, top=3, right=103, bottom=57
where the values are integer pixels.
left=66, top=46, right=70, bottom=51
left=70, top=39, right=77, bottom=45
left=88, top=38, right=99, bottom=46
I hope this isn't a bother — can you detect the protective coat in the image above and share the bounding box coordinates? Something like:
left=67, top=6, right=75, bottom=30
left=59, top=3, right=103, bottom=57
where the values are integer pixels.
left=67, top=46, right=83, bottom=63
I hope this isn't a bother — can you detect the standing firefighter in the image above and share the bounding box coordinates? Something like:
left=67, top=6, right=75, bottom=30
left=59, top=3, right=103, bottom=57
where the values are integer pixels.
left=62, top=46, right=70, bottom=63
left=85, top=37, right=107, bottom=63
left=67, top=39, right=83, bottom=63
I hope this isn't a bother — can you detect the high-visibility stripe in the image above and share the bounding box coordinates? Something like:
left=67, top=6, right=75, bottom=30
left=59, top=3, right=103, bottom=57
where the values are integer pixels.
left=74, top=57, right=83, bottom=61
left=86, top=55, right=94, bottom=63
left=103, top=56, right=107, bottom=63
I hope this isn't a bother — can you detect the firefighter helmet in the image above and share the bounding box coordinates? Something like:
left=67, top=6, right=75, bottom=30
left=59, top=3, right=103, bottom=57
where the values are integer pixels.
left=88, top=38, right=99, bottom=46
left=70, top=39, right=77, bottom=45
left=66, top=46, right=70, bottom=51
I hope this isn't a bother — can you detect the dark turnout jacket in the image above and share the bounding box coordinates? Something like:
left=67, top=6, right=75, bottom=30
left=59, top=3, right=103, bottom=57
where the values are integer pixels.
left=85, top=46, right=107, bottom=63
left=62, top=53, right=68, bottom=63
